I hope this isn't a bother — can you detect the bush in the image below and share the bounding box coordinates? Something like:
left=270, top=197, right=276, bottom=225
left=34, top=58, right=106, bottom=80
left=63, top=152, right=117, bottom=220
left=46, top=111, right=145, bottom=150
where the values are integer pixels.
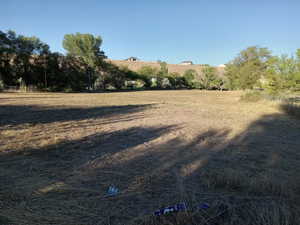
left=0, top=79, right=4, bottom=91
left=240, top=91, right=263, bottom=102
left=183, top=69, right=197, bottom=88
left=137, top=66, right=158, bottom=88
left=201, top=66, right=224, bottom=90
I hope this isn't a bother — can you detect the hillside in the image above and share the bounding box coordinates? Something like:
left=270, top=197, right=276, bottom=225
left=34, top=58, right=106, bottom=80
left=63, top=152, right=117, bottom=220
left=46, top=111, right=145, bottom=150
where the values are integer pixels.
left=107, top=59, right=226, bottom=77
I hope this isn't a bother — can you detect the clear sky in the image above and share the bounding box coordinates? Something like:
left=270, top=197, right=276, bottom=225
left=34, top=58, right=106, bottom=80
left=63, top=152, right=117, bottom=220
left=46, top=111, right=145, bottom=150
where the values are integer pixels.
left=1, top=0, right=299, bottom=65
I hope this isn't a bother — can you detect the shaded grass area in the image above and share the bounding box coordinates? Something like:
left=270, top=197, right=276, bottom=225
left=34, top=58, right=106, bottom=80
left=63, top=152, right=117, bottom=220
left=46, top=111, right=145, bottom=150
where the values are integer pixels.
left=130, top=113, right=300, bottom=225
left=0, top=91, right=300, bottom=225
left=0, top=104, right=152, bottom=127
left=280, top=102, right=300, bottom=120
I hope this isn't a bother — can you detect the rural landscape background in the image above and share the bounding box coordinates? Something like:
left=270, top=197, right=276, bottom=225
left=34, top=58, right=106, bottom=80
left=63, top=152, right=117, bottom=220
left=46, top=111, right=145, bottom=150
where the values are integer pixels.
left=1, top=0, right=300, bottom=225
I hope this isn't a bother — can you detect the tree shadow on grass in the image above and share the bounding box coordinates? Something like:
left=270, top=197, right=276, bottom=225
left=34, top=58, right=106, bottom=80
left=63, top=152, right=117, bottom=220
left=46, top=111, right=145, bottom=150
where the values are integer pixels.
left=0, top=104, right=153, bottom=128
left=94, top=113, right=300, bottom=225
left=130, top=113, right=300, bottom=225
left=0, top=123, right=177, bottom=225
left=0, top=110, right=300, bottom=224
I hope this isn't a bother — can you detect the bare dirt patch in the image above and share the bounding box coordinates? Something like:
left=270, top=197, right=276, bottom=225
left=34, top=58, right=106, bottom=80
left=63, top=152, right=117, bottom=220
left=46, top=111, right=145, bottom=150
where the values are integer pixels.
left=0, top=91, right=299, bottom=225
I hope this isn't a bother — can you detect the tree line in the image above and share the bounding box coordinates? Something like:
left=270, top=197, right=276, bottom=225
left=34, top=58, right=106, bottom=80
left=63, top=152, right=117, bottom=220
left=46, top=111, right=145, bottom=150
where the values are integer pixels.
left=0, top=30, right=299, bottom=93
left=225, top=46, right=300, bottom=93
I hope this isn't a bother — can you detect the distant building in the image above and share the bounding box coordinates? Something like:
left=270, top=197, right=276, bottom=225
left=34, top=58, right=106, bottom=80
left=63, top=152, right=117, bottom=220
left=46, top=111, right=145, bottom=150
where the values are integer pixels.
left=125, top=57, right=139, bottom=62
left=218, top=64, right=226, bottom=68
left=179, top=61, right=193, bottom=65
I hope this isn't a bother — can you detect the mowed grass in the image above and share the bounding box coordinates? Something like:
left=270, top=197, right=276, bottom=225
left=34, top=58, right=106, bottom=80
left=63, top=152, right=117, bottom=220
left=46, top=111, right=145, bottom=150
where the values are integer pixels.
left=0, top=90, right=300, bottom=225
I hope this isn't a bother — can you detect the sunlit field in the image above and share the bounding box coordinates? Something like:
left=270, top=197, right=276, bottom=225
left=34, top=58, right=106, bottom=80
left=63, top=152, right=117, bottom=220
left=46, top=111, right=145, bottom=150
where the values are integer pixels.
left=1, top=90, right=300, bottom=225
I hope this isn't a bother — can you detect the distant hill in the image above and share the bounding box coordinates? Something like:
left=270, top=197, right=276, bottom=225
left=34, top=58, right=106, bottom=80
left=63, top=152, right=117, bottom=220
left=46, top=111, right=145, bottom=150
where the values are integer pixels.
left=107, top=59, right=225, bottom=77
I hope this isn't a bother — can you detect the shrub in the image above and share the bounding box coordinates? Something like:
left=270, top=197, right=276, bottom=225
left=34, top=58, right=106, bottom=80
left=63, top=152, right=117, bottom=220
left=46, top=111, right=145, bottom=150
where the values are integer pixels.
left=183, top=69, right=197, bottom=88
left=167, top=72, right=181, bottom=89
left=137, top=66, right=158, bottom=88
left=0, top=79, right=4, bottom=91
left=201, top=66, right=224, bottom=90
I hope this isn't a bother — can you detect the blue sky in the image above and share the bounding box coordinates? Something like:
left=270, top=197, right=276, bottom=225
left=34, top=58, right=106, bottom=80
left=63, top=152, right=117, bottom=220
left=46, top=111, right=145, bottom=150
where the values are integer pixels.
left=1, top=0, right=299, bottom=65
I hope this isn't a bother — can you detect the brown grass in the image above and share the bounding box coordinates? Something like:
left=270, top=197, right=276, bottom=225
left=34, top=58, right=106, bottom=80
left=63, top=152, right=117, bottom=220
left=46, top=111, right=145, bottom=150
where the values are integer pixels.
left=0, top=90, right=299, bottom=225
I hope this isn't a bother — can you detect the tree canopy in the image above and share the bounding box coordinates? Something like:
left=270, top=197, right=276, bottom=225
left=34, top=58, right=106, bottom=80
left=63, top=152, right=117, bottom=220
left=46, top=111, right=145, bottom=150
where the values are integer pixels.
left=63, top=33, right=105, bottom=67
left=225, top=46, right=272, bottom=90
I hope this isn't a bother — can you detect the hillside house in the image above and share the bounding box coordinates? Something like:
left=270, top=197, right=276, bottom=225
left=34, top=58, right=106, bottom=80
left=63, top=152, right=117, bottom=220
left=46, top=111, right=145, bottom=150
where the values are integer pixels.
left=125, top=57, right=139, bottom=62
left=179, top=61, right=193, bottom=65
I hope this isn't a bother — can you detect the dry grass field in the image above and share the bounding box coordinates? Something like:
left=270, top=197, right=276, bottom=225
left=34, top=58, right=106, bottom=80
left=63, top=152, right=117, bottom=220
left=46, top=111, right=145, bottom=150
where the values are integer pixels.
left=0, top=90, right=300, bottom=225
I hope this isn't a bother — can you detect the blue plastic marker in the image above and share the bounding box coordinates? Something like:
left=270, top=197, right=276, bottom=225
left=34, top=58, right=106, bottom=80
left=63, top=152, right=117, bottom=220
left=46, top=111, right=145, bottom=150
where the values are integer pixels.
left=154, top=203, right=187, bottom=216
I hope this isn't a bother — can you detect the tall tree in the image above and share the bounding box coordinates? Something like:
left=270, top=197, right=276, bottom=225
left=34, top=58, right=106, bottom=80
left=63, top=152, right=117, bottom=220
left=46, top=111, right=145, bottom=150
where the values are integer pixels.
left=0, top=30, right=50, bottom=88
left=63, top=33, right=106, bottom=90
left=225, top=46, right=272, bottom=90
left=265, top=53, right=300, bottom=93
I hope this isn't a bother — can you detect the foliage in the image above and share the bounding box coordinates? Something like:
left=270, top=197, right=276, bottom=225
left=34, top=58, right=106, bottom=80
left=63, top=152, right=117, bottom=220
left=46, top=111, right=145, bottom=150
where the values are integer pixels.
left=137, top=66, right=158, bottom=88
left=166, top=72, right=180, bottom=88
left=225, top=46, right=272, bottom=90
left=0, top=30, right=50, bottom=87
left=264, top=54, right=300, bottom=94
left=97, top=62, right=126, bottom=89
left=201, top=66, right=223, bottom=90
left=183, top=69, right=197, bottom=88
left=0, top=78, right=4, bottom=91
left=63, top=33, right=106, bottom=89
left=156, top=62, right=168, bottom=88
left=63, top=33, right=105, bottom=67
left=1, top=29, right=299, bottom=93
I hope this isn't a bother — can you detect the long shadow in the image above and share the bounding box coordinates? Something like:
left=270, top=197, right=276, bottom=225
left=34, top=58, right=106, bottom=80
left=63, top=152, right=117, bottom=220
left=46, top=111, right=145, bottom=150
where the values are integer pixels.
left=91, top=113, right=300, bottom=224
left=0, top=111, right=300, bottom=224
left=0, top=96, right=60, bottom=100
left=287, top=96, right=300, bottom=103
left=108, top=114, right=300, bottom=225
left=0, top=124, right=175, bottom=225
left=0, top=104, right=152, bottom=127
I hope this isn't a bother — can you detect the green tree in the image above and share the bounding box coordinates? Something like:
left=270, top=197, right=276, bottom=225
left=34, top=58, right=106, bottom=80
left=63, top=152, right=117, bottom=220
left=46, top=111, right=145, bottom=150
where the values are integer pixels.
left=201, top=66, right=223, bottom=90
left=63, top=33, right=106, bottom=90
left=225, top=46, right=272, bottom=90
left=183, top=69, right=197, bottom=88
left=119, top=66, right=150, bottom=88
left=137, top=66, right=158, bottom=88
left=167, top=72, right=180, bottom=88
left=156, top=62, right=168, bottom=88
left=264, top=53, right=300, bottom=93
left=138, top=66, right=158, bottom=78
left=0, top=30, right=50, bottom=89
